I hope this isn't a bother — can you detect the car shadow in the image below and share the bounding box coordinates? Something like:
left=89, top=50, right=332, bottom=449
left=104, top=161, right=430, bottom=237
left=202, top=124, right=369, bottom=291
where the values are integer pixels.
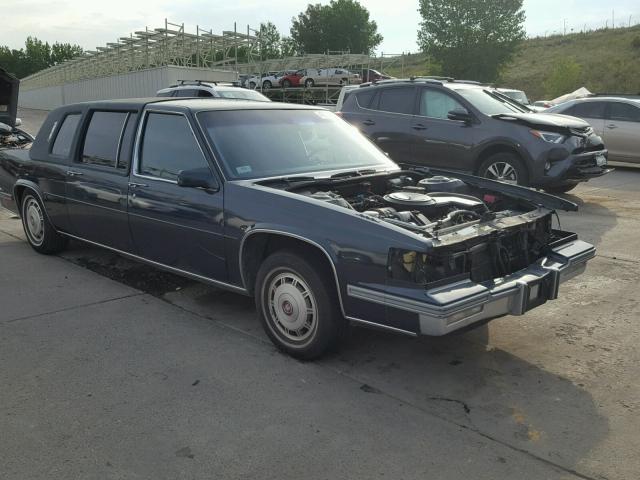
left=328, top=324, right=608, bottom=475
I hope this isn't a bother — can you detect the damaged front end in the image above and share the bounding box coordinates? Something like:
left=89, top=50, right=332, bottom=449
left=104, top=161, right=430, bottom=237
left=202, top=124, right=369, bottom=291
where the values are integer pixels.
left=275, top=167, right=595, bottom=335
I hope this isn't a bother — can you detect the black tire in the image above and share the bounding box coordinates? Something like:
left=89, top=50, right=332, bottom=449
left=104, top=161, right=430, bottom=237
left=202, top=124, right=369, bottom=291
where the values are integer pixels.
left=262, top=80, right=272, bottom=90
left=255, top=251, right=344, bottom=360
left=249, top=81, right=256, bottom=89
left=305, top=78, right=314, bottom=88
left=478, top=152, right=529, bottom=186
left=544, top=182, right=579, bottom=194
left=282, top=79, right=291, bottom=88
left=20, top=191, right=68, bottom=254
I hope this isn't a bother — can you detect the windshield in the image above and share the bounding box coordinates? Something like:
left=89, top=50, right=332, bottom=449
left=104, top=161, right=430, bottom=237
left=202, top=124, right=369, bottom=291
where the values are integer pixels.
left=198, top=109, right=397, bottom=180
left=454, top=88, right=528, bottom=115
left=215, top=89, right=271, bottom=102
left=501, top=90, right=529, bottom=105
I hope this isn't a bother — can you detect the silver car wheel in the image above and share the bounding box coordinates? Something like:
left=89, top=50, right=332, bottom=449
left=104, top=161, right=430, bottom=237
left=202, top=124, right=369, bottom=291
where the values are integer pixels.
left=267, top=271, right=318, bottom=344
left=484, top=161, right=518, bottom=184
left=23, top=197, right=45, bottom=246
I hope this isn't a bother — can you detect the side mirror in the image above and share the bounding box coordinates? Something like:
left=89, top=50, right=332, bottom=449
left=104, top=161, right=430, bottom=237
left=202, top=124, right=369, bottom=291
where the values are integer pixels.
left=14, top=118, right=22, bottom=127
left=447, top=108, right=473, bottom=123
left=177, top=167, right=219, bottom=191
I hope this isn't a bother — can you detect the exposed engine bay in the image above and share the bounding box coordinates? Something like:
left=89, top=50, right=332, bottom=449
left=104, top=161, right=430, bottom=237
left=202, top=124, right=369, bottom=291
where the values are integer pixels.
left=263, top=170, right=576, bottom=285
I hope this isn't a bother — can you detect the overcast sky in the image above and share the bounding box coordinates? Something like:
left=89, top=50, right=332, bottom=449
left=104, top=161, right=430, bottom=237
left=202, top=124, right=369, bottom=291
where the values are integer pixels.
left=3, top=0, right=640, bottom=54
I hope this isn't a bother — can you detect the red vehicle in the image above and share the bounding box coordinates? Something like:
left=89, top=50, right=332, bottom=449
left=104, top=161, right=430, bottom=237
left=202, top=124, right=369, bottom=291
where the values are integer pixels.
left=278, top=69, right=307, bottom=88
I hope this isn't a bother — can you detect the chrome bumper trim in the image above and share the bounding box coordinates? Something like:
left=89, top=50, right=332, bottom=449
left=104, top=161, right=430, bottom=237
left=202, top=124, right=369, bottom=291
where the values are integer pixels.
left=347, top=239, right=596, bottom=336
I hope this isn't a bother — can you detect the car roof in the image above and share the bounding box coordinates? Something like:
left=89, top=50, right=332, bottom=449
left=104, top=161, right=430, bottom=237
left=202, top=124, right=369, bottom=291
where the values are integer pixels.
left=570, top=96, right=640, bottom=104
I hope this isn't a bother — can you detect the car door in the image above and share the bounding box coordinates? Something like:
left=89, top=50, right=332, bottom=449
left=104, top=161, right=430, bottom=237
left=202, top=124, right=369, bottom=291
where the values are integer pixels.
left=355, top=86, right=418, bottom=164
left=65, top=110, right=138, bottom=252
left=411, top=87, right=474, bottom=169
left=602, top=101, right=640, bottom=163
left=127, top=110, right=227, bottom=281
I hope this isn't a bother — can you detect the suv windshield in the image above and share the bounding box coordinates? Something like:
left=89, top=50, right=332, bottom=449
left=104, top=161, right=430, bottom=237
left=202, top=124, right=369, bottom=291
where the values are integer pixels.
left=501, top=90, right=529, bottom=105
left=215, top=89, right=270, bottom=102
left=198, top=109, right=396, bottom=179
left=453, top=88, right=528, bottom=115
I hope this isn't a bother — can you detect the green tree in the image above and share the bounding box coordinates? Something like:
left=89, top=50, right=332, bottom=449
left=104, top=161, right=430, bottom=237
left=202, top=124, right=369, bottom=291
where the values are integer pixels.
left=290, top=0, right=383, bottom=54
left=0, top=37, right=83, bottom=78
left=280, top=36, right=301, bottom=57
left=544, top=59, right=582, bottom=98
left=417, top=0, right=526, bottom=82
left=258, top=22, right=282, bottom=60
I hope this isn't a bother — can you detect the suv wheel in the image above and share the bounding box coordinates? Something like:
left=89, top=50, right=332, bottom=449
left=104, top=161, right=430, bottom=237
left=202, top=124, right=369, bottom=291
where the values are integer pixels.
left=282, top=79, right=292, bottom=88
left=262, top=80, right=272, bottom=90
left=478, top=153, right=529, bottom=186
left=255, top=251, right=343, bottom=360
left=305, top=78, right=315, bottom=88
left=249, top=81, right=256, bottom=89
left=21, top=192, right=68, bottom=254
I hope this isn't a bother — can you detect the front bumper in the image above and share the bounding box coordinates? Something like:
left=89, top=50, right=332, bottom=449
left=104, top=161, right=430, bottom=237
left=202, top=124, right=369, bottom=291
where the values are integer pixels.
left=348, top=238, right=595, bottom=336
left=539, top=149, right=612, bottom=185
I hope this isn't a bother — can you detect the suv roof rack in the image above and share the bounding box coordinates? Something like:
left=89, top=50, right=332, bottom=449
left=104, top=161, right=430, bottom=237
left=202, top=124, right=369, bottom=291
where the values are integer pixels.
left=174, top=79, right=217, bottom=87
left=359, top=76, right=483, bottom=89
left=590, top=92, right=640, bottom=99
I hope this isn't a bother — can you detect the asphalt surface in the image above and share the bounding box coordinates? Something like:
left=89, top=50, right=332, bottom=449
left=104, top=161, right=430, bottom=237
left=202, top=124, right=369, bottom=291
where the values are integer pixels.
left=1, top=109, right=638, bottom=479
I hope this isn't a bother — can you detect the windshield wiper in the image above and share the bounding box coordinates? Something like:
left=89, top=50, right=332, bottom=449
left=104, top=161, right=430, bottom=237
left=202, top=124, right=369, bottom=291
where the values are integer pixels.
left=330, top=169, right=378, bottom=179
left=263, top=175, right=317, bottom=185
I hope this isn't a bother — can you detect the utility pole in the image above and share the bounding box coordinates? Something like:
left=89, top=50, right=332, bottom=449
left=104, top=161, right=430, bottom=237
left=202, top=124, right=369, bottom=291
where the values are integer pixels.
left=563, top=19, right=567, bottom=36
left=612, top=10, right=615, bottom=29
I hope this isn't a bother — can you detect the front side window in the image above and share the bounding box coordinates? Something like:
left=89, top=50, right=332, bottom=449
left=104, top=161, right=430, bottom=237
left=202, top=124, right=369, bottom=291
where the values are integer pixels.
left=419, top=89, right=464, bottom=119
left=81, top=111, right=128, bottom=168
left=376, top=87, right=416, bottom=115
left=52, top=113, right=81, bottom=156
left=198, top=109, right=397, bottom=180
left=608, top=102, right=640, bottom=122
left=567, top=101, right=606, bottom=119
left=197, top=90, right=214, bottom=98
left=139, top=113, right=209, bottom=181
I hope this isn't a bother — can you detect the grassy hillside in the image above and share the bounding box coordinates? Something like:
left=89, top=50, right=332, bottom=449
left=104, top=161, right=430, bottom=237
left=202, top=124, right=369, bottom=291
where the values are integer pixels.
left=385, top=26, right=640, bottom=101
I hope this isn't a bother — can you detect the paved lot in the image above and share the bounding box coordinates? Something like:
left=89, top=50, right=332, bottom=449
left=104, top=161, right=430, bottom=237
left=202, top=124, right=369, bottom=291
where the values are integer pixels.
left=1, top=110, right=638, bottom=479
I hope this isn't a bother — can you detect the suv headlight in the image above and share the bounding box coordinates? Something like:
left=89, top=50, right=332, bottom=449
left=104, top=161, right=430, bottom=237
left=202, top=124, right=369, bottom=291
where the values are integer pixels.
left=530, top=129, right=566, bottom=144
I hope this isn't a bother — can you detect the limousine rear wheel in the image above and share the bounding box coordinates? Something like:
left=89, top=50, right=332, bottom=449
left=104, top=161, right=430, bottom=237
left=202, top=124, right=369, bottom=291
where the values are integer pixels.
left=256, top=251, right=343, bottom=360
left=21, top=192, right=68, bottom=254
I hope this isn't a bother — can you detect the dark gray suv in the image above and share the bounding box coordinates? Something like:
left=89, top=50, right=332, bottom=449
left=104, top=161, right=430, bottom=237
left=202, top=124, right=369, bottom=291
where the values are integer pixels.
left=338, top=78, right=611, bottom=193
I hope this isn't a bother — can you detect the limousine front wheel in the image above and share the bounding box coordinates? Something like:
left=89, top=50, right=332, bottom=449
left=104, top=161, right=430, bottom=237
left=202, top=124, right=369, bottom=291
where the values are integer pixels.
left=256, top=251, right=343, bottom=360
left=21, top=192, right=68, bottom=254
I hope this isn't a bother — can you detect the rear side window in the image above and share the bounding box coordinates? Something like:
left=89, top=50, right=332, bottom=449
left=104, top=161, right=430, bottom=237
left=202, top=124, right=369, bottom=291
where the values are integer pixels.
left=197, top=90, right=214, bottom=98
left=420, top=89, right=464, bottom=119
left=52, top=113, right=81, bottom=156
left=377, top=87, right=416, bottom=115
left=157, top=91, right=173, bottom=97
left=117, top=113, right=138, bottom=171
left=175, top=89, right=198, bottom=97
left=355, top=90, right=376, bottom=108
left=139, top=113, right=209, bottom=181
left=81, top=111, right=128, bottom=168
left=566, top=102, right=606, bottom=119
left=608, top=102, right=640, bottom=122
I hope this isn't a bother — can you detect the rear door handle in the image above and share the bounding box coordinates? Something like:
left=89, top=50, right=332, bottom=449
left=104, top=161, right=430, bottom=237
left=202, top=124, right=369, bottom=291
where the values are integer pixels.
left=128, top=182, right=149, bottom=188
left=412, top=124, right=428, bottom=131
left=362, top=119, right=376, bottom=126
left=606, top=124, right=618, bottom=129
left=66, top=170, right=83, bottom=177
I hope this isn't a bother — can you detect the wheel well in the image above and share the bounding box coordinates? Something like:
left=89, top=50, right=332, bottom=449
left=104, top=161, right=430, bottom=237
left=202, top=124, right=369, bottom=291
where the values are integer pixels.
left=241, top=233, right=338, bottom=296
left=474, top=144, right=523, bottom=175
left=13, top=185, right=27, bottom=212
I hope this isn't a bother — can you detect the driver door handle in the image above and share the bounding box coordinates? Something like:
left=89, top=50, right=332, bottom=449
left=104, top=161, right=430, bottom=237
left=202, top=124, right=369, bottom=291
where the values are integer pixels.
left=128, top=182, right=148, bottom=188
left=412, top=124, right=428, bottom=131
left=66, top=170, right=83, bottom=177
left=606, top=123, right=618, bottom=129
left=362, top=119, right=376, bottom=126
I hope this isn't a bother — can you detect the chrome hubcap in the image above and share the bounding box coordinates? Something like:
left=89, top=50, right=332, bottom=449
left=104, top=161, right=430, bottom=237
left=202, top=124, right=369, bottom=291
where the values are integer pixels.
left=24, top=198, right=44, bottom=245
left=268, top=272, right=317, bottom=343
left=485, top=162, right=518, bottom=184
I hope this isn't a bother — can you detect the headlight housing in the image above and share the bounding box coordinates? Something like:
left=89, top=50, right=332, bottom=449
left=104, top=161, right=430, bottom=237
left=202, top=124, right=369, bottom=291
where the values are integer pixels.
left=530, top=129, right=566, bottom=144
